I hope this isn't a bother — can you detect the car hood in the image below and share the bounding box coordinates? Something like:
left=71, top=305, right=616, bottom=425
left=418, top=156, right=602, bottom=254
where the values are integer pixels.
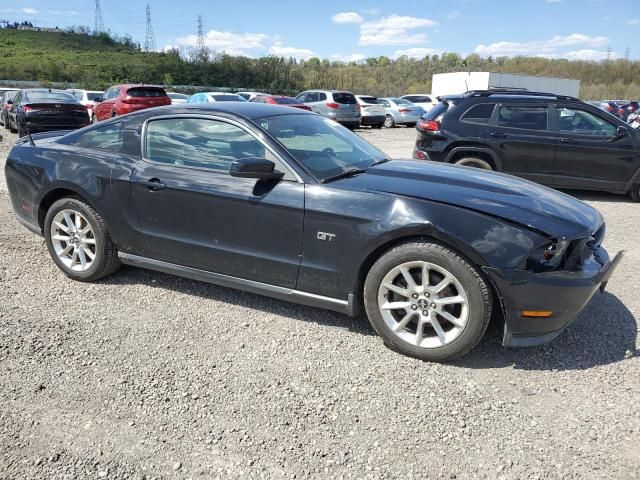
left=335, top=160, right=603, bottom=239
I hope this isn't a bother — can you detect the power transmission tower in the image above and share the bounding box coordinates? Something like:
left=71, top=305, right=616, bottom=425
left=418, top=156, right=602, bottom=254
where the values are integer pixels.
left=94, top=0, right=104, bottom=33
left=144, top=4, right=156, bottom=52
left=606, top=46, right=612, bottom=62
left=195, top=14, right=208, bottom=61
left=625, top=46, right=630, bottom=61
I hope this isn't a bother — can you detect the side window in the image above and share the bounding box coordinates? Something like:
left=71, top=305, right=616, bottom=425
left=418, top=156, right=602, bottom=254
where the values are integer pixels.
left=497, top=105, right=548, bottom=131
left=296, top=93, right=307, bottom=102
left=461, top=103, right=495, bottom=125
left=13, top=92, right=22, bottom=105
left=318, top=92, right=327, bottom=101
left=379, top=99, right=390, bottom=107
left=556, top=107, right=617, bottom=137
left=307, top=92, right=319, bottom=102
left=145, top=118, right=270, bottom=172
left=77, top=122, right=124, bottom=151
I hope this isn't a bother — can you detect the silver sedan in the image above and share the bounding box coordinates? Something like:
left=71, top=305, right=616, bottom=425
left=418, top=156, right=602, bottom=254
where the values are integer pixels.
left=378, top=98, right=424, bottom=128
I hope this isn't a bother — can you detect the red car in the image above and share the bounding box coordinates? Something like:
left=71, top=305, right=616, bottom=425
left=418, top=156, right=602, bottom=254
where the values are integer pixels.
left=251, top=94, right=312, bottom=111
left=93, top=84, right=171, bottom=122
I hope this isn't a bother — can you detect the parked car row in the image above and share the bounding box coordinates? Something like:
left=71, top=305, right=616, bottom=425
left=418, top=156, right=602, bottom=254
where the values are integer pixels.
left=593, top=98, right=639, bottom=121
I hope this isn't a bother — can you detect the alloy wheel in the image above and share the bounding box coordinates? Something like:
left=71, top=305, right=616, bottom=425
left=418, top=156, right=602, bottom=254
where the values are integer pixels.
left=377, top=261, right=469, bottom=349
left=50, top=209, right=97, bottom=272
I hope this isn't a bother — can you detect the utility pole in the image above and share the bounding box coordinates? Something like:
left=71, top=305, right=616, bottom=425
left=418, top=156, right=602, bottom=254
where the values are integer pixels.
left=625, top=46, right=630, bottom=61
left=144, top=4, right=156, bottom=52
left=94, top=0, right=104, bottom=33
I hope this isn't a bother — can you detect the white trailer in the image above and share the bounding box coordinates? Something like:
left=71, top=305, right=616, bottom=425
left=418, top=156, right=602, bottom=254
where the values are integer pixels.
left=431, top=72, right=580, bottom=98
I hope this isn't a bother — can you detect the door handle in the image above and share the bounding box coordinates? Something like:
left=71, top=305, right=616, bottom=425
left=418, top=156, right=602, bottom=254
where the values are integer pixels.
left=136, top=178, right=166, bottom=191
left=560, top=138, right=577, bottom=144
left=490, top=132, right=508, bottom=138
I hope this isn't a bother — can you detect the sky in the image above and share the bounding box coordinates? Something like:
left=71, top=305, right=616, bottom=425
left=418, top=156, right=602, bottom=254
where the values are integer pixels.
left=1, top=0, right=638, bottom=61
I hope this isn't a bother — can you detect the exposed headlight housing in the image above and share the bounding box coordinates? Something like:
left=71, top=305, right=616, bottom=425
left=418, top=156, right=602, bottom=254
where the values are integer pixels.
left=528, top=239, right=569, bottom=271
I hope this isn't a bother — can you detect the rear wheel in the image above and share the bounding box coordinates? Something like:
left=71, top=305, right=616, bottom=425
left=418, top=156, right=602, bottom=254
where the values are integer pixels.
left=384, top=115, right=395, bottom=128
left=44, top=198, right=121, bottom=282
left=364, top=241, right=492, bottom=361
left=629, top=183, right=640, bottom=202
left=454, top=157, right=493, bottom=170
left=9, top=118, right=17, bottom=133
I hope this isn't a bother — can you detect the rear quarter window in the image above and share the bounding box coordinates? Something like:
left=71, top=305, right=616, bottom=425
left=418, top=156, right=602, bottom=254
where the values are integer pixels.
left=76, top=122, right=124, bottom=151
left=423, top=101, right=454, bottom=120
left=460, top=103, right=496, bottom=125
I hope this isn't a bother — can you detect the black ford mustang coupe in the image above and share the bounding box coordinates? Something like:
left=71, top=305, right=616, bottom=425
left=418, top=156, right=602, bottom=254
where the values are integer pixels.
left=5, top=103, right=622, bottom=361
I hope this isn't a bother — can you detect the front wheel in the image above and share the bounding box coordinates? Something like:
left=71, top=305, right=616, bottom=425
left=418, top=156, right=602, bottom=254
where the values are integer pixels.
left=364, top=241, right=492, bottom=361
left=384, top=115, right=395, bottom=128
left=44, top=198, right=121, bottom=282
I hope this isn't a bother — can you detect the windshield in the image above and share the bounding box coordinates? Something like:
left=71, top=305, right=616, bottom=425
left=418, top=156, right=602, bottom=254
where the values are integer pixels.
left=256, top=114, right=389, bottom=182
left=390, top=98, right=412, bottom=106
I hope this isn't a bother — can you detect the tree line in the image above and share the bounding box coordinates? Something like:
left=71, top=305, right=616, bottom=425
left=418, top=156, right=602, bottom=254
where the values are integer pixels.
left=0, top=28, right=638, bottom=99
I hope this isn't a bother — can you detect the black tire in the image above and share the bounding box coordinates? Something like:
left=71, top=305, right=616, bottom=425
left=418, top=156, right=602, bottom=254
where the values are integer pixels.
left=372, top=123, right=384, bottom=129
left=384, top=115, right=395, bottom=128
left=363, top=241, right=492, bottom=361
left=9, top=118, right=17, bottom=133
left=454, top=157, right=493, bottom=170
left=91, top=113, right=97, bottom=124
left=629, top=184, right=640, bottom=202
left=406, top=122, right=417, bottom=128
left=44, top=197, right=121, bottom=282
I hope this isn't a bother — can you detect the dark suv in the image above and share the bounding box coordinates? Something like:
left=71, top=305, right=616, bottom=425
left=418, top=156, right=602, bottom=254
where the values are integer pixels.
left=413, top=90, right=640, bottom=200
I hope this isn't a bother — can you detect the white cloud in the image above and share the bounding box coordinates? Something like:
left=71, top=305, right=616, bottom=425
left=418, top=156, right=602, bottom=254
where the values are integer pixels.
left=564, top=49, right=618, bottom=61
left=49, top=10, right=78, bottom=15
left=474, top=33, right=609, bottom=57
left=22, top=7, right=38, bottom=14
left=359, top=14, right=439, bottom=46
left=331, top=12, right=364, bottom=24
left=176, top=29, right=269, bottom=56
left=628, top=19, right=640, bottom=25
left=393, top=47, right=441, bottom=59
left=445, top=10, right=461, bottom=20
left=269, top=41, right=315, bottom=59
left=330, top=53, right=366, bottom=62
left=361, top=8, right=380, bottom=15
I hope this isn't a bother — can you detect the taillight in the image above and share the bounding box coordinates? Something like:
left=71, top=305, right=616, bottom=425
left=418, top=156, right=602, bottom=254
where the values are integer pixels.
left=417, top=119, right=440, bottom=132
left=399, top=108, right=412, bottom=113
left=122, top=96, right=137, bottom=104
left=22, top=105, right=33, bottom=112
left=606, top=106, right=615, bottom=111
left=413, top=149, right=427, bottom=160
left=354, top=103, right=360, bottom=111
left=326, top=102, right=340, bottom=109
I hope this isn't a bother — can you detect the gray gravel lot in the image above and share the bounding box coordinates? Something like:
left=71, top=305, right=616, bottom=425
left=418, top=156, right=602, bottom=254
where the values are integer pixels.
left=0, top=127, right=638, bottom=479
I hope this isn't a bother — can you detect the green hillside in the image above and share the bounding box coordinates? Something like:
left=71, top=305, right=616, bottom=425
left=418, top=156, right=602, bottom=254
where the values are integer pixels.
left=0, top=28, right=638, bottom=99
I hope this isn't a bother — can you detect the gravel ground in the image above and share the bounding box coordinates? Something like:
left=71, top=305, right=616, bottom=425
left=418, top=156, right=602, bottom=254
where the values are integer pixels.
left=0, top=127, right=638, bottom=479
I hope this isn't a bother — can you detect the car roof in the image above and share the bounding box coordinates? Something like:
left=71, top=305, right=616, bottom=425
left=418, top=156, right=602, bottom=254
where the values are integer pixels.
left=142, top=102, right=316, bottom=119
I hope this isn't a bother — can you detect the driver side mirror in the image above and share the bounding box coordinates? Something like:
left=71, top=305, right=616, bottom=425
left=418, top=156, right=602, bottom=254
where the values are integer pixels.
left=229, top=158, right=284, bottom=180
left=607, top=126, right=628, bottom=142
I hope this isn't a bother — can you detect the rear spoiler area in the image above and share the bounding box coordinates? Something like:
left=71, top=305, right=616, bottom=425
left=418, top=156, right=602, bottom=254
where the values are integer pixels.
left=14, top=129, right=73, bottom=146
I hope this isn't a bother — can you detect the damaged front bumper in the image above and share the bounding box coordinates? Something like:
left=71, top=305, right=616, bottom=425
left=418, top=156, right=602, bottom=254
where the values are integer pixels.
left=482, top=246, right=623, bottom=348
